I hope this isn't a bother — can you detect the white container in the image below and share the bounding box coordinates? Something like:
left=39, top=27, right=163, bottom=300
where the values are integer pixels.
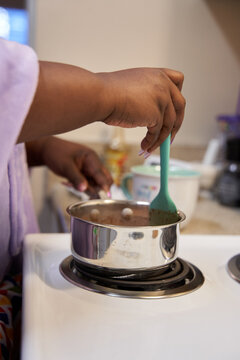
left=121, top=165, right=200, bottom=227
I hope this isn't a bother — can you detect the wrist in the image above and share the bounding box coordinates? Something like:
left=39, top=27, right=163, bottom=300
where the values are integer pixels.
left=25, top=136, right=53, bottom=166
left=95, top=72, right=116, bottom=123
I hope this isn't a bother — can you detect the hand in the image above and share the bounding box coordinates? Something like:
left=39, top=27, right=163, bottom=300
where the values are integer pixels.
left=27, top=137, right=113, bottom=193
left=100, top=68, right=185, bottom=152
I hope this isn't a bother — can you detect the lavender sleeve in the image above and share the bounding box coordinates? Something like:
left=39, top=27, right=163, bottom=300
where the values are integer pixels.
left=0, top=39, right=39, bottom=178
left=0, top=39, right=39, bottom=280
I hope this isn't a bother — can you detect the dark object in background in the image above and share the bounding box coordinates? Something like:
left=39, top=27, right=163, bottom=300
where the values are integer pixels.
left=0, top=1, right=25, bottom=8
left=215, top=137, right=240, bottom=207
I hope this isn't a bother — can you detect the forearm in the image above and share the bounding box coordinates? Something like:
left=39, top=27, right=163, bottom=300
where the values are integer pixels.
left=18, top=61, right=112, bottom=143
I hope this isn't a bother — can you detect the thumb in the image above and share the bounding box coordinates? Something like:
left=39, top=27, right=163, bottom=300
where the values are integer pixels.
left=64, top=161, right=88, bottom=192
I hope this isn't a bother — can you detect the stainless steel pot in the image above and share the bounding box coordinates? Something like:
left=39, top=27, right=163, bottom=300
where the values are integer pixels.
left=67, top=199, right=185, bottom=276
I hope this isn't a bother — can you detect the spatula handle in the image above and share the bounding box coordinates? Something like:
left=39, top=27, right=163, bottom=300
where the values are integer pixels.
left=160, top=135, right=170, bottom=194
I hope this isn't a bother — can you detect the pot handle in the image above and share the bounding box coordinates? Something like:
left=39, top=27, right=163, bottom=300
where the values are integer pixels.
left=121, top=173, right=133, bottom=200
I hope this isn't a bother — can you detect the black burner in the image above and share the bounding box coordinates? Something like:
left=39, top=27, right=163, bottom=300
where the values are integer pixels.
left=60, top=256, right=204, bottom=299
left=73, top=258, right=191, bottom=291
left=227, top=254, right=240, bottom=283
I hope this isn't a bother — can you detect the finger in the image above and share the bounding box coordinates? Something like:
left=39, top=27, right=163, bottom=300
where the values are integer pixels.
left=91, top=168, right=113, bottom=192
left=169, top=83, right=186, bottom=141
left=63, top=161, right=88, bottom=191
left=140, top=123, right=162, bottom=152
left=147, top=102, right=176, bottom=152
left=79, top=153, right=113, bottom=191
left=162, top=68, right=184, bottom=91
left=170, top=106, right=185, bottom=143
left=101, top=166, right=114, bottom=187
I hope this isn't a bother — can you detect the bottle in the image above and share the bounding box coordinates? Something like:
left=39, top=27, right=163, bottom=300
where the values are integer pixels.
left=215, top=137, right=240, bottom=207
left=103, top=127, right=128, bottom=186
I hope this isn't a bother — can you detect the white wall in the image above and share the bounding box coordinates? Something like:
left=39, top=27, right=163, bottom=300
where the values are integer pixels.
left=31, top=0, right=240, bottom=147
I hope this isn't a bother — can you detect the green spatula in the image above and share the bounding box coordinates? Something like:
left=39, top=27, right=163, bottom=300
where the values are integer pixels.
left=149, top=135, right=180, bottom=225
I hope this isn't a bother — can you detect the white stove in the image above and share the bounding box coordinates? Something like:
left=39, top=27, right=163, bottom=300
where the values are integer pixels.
left=21, top=234, right=240, bottom=360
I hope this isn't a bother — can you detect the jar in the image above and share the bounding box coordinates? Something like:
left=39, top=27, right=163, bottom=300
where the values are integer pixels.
left=103, top=127, right=128, bottom=186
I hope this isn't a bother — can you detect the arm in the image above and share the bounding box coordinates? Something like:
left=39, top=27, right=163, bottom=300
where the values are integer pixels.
left=18, top=62, right=111, bottom=143
left=18, top=63, right=185, bottom=152
left=25, top=137, right=113, bottom=192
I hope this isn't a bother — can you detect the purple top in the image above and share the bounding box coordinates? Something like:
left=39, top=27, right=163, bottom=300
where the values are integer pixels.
left=0, top=39, right=39, bottom=281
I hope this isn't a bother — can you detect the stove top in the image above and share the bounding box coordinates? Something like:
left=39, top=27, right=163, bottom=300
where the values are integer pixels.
left=21, top=234, right=240, bottom=360
left=60, top=256, right=204, bottom=298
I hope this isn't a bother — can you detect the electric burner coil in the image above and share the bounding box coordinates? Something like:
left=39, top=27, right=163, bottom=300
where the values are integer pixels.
left=60, top=256, right=204, bottom=299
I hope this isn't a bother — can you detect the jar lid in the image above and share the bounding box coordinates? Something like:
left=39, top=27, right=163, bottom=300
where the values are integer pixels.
left=217, top=115, right=240, bottom=137
left=131, top=165, right=200, bottom=178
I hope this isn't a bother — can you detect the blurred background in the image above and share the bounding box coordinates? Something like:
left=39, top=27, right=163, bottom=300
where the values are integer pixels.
left=1, top=0, right=239, bottom=145
left=1, top=0, right=240, bottom=233
left=35, top=0, right=239, bottom=147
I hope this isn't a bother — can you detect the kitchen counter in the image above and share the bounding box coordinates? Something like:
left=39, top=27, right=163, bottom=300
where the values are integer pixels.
left=33, top=142, right=240, bottom=235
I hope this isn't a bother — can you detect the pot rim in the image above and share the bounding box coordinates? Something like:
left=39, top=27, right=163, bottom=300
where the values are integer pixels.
left=67, top=199, right=186, bottom=229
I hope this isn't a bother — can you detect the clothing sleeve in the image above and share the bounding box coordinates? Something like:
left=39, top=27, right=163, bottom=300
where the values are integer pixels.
left=0, top=39, right=39, bottom=184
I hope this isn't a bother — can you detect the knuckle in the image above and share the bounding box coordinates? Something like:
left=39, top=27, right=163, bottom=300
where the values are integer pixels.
left=173, top=117, right=184, bottom=130
left=141, top=136, right=152, bottom=148
left=96, top=170, right=105, bottom=180
left=85, top=149, right=96, bottom=159
left=173, top=123, right=181, bottom=132
left=165, top=107, right=176, bottom=126
left=145, top=134, right=154, bottom=144
left=178, top=71, right=184, bottom=82
left=175, top=96, right=186, bottom=111
left=158, top=91, right=170, bottom=109
left=181, top=96, right=186, bottom=108
left=159, top=68, right=168, bottom=77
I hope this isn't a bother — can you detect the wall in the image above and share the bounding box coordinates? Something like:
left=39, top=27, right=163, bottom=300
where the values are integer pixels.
left=31, top=0, right=240, bottom=147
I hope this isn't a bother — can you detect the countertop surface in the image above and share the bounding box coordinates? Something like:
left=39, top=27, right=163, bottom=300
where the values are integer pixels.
left=22, top=233, right=240, bottom=360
